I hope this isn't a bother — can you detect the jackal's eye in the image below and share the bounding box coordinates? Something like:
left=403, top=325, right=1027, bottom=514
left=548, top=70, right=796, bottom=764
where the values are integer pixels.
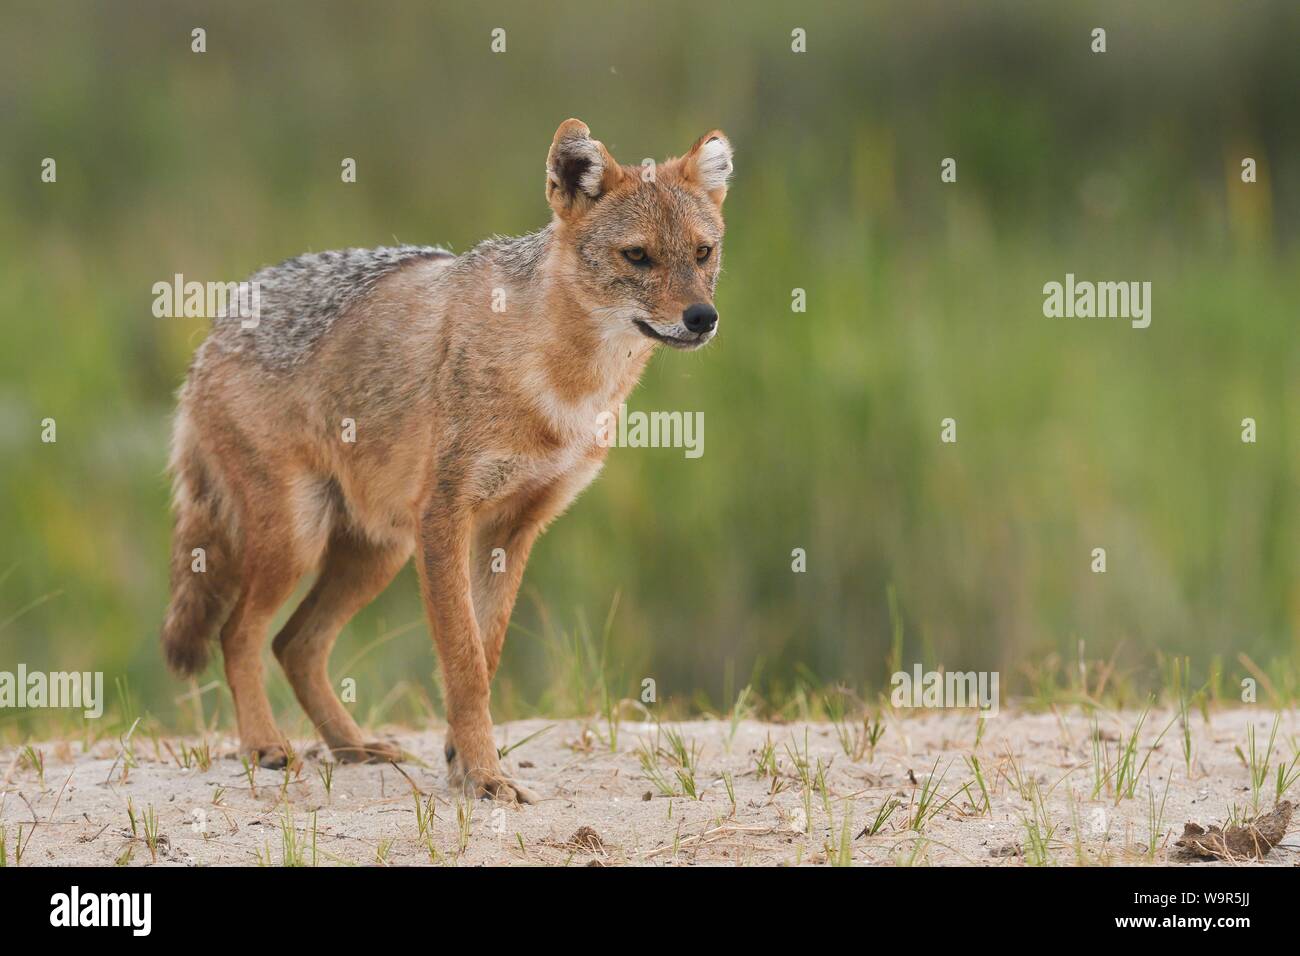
left=622, top=247, right=649, bottom=266
left=695, top=244, right=712, bottom=263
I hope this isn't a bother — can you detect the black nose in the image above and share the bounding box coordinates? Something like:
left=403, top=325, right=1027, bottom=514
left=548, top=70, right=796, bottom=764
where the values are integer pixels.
left=682, top=302, right=718, bottom=334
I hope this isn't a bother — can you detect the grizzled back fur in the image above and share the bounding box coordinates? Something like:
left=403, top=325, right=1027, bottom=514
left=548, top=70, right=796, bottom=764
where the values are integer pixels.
left=210, top=245, right=452, bottom=369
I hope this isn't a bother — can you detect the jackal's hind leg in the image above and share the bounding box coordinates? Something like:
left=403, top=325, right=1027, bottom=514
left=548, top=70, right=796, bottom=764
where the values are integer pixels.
left=220, top=540, right=307, bottom=769
left=273, top=530, right=411, bottom=763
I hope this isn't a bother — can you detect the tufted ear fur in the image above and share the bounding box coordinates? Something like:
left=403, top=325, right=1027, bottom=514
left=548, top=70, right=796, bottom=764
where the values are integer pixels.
left=680, top=130, right=733, bottom=206
left=545, top=119, right=625, bottom=219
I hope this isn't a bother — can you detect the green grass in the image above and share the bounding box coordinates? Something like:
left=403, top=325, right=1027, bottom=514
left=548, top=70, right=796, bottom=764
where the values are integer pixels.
left=1234, top=715, right=1291, bottom=812
left=909, top=758, right=962, bottom=832
left=1021, top=781, right=1058, bottom=866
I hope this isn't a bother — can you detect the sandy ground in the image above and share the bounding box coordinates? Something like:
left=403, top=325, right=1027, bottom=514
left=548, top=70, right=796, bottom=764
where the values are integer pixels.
left=3, top=709, right=1297, bottom=866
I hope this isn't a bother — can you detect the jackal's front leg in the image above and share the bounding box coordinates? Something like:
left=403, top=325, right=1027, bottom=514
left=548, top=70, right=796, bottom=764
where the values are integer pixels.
left=418, top=504, right=537, bottom=804
left=471, top=512, right=545, bottom=679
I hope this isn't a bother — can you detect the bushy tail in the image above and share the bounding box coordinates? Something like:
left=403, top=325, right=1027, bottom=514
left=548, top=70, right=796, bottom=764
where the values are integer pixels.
left=161, top=424, right=240, bottom=677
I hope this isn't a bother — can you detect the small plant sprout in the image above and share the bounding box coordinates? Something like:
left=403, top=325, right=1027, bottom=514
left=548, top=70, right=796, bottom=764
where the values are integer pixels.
left=1, top=823, right=35, bottom=867
left=317, top=760, right=335, bottom=799
left=784, top=728, right=812, bottom=790
left=646, top=725, right=700, bottom=800
left=20, top=745, right=45, bottom=788
left=170, top=739, right=213, bottom=772
left=816, top=759, right=832, bottom=819
left=753, top=735, right=778, bottom=779
left=241, top=755, right=258, bottom=798
left=1001, top=743, right=1034, bottom=801
left=142, top=804, right=161, bottom=863
left=273, top=805, right=309, bottom=867
left=858, top=796, right=900, bottom=837
left=110, top=717, right=141, bottom=784
left=191, top=741, right=213, bottom=771
left=1111, top=703, right=1175, bottom=803
left=414, top=791, right=439, bottom=843
left=637, top=739, right=677, bottom=798
left=456, top=799, right=474, bottom=855
left=675, top=765, right=699, bottom=800
left=866, top=710, right=886, bottom=758
left=910, top=758, right=961, bottom=832
left=661, top=725, right=699, bottom=774
left=827, top=799, right=854, bottom=866
left=1020, top=782, right=1057, bottom=866
left=1144, top=770, right=1172, bottom=861
left=964, top=755, right=992, bottom=815
left=1236, top=714, right=1281, bottom=812
left=1275, top=746, right=1300, bottom=802
left=825, top=690, right=887, bottom=763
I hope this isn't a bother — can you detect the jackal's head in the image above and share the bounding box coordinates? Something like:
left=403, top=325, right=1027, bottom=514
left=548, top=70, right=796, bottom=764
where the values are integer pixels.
left=545, top=119, right=732, bottom=350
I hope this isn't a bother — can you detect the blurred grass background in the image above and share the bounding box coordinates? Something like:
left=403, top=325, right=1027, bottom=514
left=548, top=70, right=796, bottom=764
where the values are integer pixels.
left=1, top=0, right=1298, bottom=735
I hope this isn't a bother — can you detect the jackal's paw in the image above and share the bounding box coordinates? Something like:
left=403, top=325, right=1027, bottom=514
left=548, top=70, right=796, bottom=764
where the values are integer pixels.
left=462, top=770, right=539, bottom=805
left=446, top=746, right=537, bottom=804
left=247, top=744, right=290, bottom=770
left=333, top=740, right=403, bottom=764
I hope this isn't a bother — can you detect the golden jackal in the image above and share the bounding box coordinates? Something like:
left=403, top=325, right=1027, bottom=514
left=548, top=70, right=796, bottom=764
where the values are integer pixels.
left=161, top=119, right=733, bottom=801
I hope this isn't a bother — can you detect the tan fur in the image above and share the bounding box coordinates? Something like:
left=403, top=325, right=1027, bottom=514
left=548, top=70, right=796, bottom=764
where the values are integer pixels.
left=161, top=120, right=732, bottom=802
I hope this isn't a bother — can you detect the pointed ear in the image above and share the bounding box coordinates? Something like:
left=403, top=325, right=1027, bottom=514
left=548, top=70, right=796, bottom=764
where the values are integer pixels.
left=545, top=119, right=623, bottom=218
left=681, top=130, right=733, bottom=206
